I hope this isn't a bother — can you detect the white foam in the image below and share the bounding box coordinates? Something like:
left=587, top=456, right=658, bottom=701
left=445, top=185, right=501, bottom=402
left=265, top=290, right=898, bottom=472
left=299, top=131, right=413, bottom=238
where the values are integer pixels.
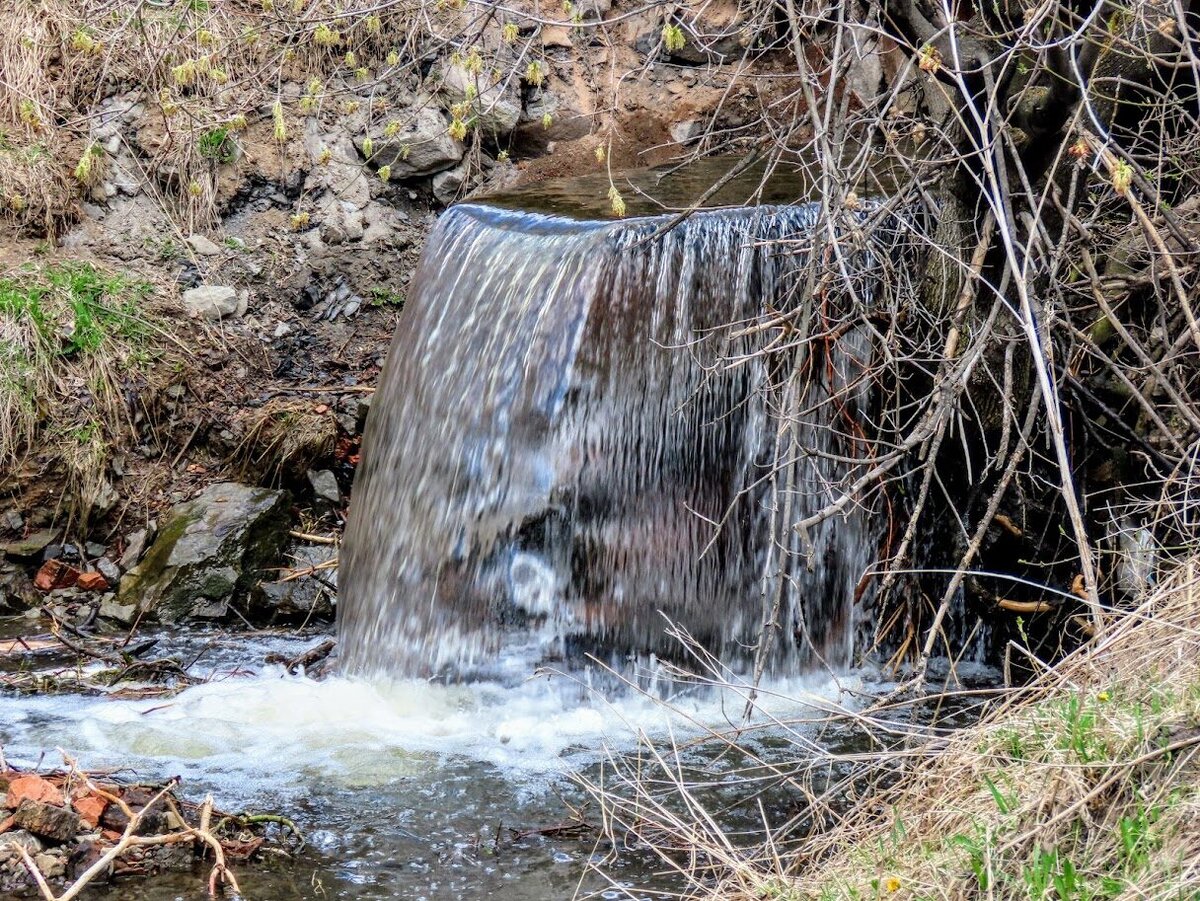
left=0, top=663, right=859, bottom=801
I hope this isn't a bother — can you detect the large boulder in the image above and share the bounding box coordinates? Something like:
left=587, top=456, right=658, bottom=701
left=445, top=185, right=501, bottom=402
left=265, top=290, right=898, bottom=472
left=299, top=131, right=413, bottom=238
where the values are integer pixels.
left=117, top=483, right=290, bottom=622
left=357, top=105, right=464, bottom=178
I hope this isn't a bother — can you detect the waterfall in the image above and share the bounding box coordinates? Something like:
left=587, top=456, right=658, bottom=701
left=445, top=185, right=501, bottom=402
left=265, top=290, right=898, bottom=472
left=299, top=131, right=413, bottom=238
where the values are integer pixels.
left=340, top=197, right=898, bottom=679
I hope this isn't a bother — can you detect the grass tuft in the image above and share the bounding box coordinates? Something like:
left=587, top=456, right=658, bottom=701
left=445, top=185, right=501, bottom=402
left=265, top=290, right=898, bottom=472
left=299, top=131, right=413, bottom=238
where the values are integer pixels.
left=0, top=261, right=167, bottom=526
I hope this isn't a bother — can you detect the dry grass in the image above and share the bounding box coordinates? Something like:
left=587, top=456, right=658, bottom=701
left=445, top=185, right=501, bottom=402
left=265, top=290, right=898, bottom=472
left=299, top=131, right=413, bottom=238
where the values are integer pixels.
left=587, top=565, right=1200, bottom=901
left=0, top=261, right=175, bottom=526
left=237, top=397, right=337, bottom=481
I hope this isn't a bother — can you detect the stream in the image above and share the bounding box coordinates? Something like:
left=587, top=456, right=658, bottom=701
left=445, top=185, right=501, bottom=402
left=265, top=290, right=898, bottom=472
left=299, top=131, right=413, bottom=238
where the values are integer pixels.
left=0, top=621, right=891, bottom=901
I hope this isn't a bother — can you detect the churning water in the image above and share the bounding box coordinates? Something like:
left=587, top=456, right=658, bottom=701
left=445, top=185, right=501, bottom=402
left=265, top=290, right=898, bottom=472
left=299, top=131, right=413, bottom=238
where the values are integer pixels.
left=341, top=194, right=901, bottom=679
left=0, top=625, right=869, bottom=900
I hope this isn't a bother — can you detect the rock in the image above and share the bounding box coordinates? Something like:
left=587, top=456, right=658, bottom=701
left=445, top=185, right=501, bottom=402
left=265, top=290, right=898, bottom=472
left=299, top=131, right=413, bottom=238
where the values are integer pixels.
left=95, top=558, right=121, bottom=585
left=183, top=285, right=240, bottom=321
left=0, top=831, right=43, bottom=855
left=670, top=119, right=705, bottom=145
left=359, top=105, right=464, bottom=177
left=517, top=83, right=594, bottom=149
left=34, top=851, right=66, bottom=879
left=541, top=25, right=574, bottom=47
left=273, top=321, right=294, bottom=339
left=252, top=545, right=337, bottom=618
left=438, top=65, right=521, bottom=137
left=186, top=234, right=222, bottom=256
left=2, top=530, right=58, bottom=559
left=0, top=568, right=39, bottom=611
left=84, top=541, right=106, bottom=558
left=13, top=801, right=80, bottom=843
left=33, top=560, right=80, bottom=592
left=119, top=526, right=154, bottom=570
left=6, top=775, right=65, bottom=809
left=76, top=571, right=109, bottom=592
left=3, top=510, right=23, bottom=531
left=98, top=595, right=137, bottom=624
left=117, top=483, right=290, bottom=622
left=431, top=160, right=471, bottom=204
left=307, top=469, right=341, bottom=505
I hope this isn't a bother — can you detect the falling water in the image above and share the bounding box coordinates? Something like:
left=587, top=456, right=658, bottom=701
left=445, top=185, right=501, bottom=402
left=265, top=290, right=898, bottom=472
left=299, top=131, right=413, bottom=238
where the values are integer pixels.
left=341, top=184, right=901, bottom=679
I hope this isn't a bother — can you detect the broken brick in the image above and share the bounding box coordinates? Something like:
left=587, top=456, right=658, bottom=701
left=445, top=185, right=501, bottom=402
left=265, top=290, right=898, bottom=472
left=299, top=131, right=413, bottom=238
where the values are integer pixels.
left=72, top=794, right=108, bottom=829
left=33, top=560, right=81, bottom=592
left=76, top=571, right=109, bottom=591
left=5, top=774, right=65, bottom=809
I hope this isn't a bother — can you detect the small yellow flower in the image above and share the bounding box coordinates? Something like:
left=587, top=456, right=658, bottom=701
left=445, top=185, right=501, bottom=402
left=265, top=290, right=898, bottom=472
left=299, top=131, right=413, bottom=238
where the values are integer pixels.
left=9, top=193, right=26, bottom=212
left=525, top=60, right=544, bottom=87
left=197, top=29, right=215, bottom=47
left=260, top=0, right=274, bottom=10
left=541, top=112, right=553, bottom=129
left=885, top=876, right=901, bottom=892
left=502, top=22, right=519, bottom=44
left=229, top=113, right=248, bottom=130
left=273, top=100, right=287, bottom=142
left=608, top=185, right=625, bottom=217
left=448, top=118, right=467, bottom=141
left=172, top=60, right=197, bottom=86
left=314, top=23, right=341, bottom=47
left=918, top=43, right=941, bottom=73
left=290, top=211, right=310, bottom=230
left=1112, top=159, right=1133, bottom=195
left=378, top=164, right=391, bottom=182
left=317, top=146, right=332, bottom=165
left=1097, top=690, right=1111, bottom=702
left=362, top=137, right=374, bottom=157
left=209, top=67, right=229, bottom=85
left=188, top=180, right=203, bottom=197
left=386, top=50, right=400, bottom=66
left=71, top=30, right=96, bottom=53
left=365, top=14, right=381, bottom=34
left=496, top=149, right=509, bottom=163
left=344, top=50, right=358, bottom=67
left=594, top=145, right=605, bottom=162
left=662, top=23, right=685, bottom=52
left=384, top=120, right=401, bottom=138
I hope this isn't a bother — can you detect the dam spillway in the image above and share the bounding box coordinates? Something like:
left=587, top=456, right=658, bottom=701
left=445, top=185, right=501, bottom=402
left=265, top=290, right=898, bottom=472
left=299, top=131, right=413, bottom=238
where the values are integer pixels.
left=339, top=174, right=904, bottom=679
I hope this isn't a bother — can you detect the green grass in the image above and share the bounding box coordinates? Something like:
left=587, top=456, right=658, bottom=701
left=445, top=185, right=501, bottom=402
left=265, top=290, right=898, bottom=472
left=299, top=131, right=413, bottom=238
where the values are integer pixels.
left=0, top=262, right=162, bottom=526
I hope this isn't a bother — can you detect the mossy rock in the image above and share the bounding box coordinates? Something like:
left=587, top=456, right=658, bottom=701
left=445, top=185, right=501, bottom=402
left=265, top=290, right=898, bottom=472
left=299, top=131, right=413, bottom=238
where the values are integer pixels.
left=117, top=483, right=290, bottom=623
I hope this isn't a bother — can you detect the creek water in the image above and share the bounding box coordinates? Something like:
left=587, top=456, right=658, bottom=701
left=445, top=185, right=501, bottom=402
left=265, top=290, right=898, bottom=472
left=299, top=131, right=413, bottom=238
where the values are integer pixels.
left=0, top=622, right=877, bottom=900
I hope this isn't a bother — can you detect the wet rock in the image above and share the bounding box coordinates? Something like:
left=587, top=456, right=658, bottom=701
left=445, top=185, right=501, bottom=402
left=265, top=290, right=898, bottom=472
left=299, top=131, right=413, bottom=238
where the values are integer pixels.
left=117, top=483, right=290, bottom=622
left=183, top=285, right=240, bottom=320
left=1, top=529, right=58, bottom=559
left=13, top=801, right=81, bottom=843
left=98, top=594, right=137, bottom=624
left=307, top=469, right=341, bottom=505
left=119, top=525, right=155, bottom=570
left=252, top=544, right=337, bottom=618
left=186, top=233, right=222, bottom=256
left=359, top=105, right=464, bottom=177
